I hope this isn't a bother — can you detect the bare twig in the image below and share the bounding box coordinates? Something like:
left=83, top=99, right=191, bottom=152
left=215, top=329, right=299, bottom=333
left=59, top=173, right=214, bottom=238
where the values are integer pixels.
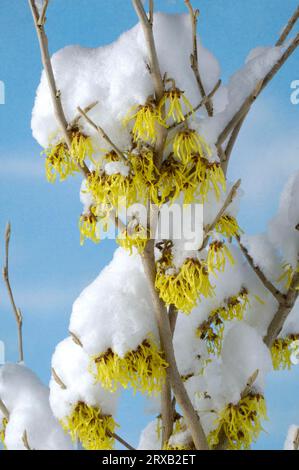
left=161, top=305, right=178, bottom=446
left=77, top=107, right=126, bottom=162
left=276, top=5, right=299, bottom=46
left=220, top=32, right=299, bottom=172
left=69, top=101, right=99, bottom=129
left=149, top=0, right=154, bottom=26
left=28, top=0, right=90, bottom=179
left=264, top=266, right=299, bottom=348
left=51, top=368, right=67, bottom=390
left=236, top=236, right=286, bottom=304
left=107, top=431, right=136, bottom=451
left=132, top=0, right=167, bottom=168
left=22, top=430, right=33, bottom=450
left=37, top=0, right=49, bottom=26
left=185, top=0, right=213, bottom=116
left=201, top=179, right=241, bottom=250
left=0, top=399, right=9, bottom=420
left=2, top=223, right=24, bottom=363
left=168, top=79, right=221, bottom=130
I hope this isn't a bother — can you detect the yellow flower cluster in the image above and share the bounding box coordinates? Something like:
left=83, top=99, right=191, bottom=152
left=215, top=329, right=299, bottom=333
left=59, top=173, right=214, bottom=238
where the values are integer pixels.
left=207, top=241, right=234, bottom=274
left=124, top=101, right=166, bottom=143
left=197, top=312, right=224, bottom=356
left=156, top=253, right=214, bottom=314
left=196, top=288, right=249, bottom=355
left=86, top=155, right=135, bottom=211
left=159, top=88, right=194, bottom=124
left=117, top=224, right=148, bottom=254
left=271, top=335, right=299, bottom=370
left=0, top=417, right=7, bottom=448
left=215, top=215, right=241, bottom=238
left=44, top=142, right=78, bottom=183
left=277, top=263, right=299, bottom=290
left=93, top=338, right=168, bottom=395
left=79, top=207, right=100, bottom=245
left=173, top=128, right=211, bottom=165
left=61, top=402, right=116, bottom=450
left=208, top=394, right=267, bottom=450
left=44, top=132, right=93, bottom=183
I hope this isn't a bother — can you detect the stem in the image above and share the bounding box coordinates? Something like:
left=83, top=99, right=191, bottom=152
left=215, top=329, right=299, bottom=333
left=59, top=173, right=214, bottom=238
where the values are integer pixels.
left=2, top=223, right=24, bottom=363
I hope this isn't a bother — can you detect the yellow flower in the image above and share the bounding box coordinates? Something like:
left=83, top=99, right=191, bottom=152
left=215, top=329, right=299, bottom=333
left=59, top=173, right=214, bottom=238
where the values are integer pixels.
left=222, top=288, right=249, bottom=321
left=117, top=223, right=148, bottom=254
left=87, top=160, right=136, bottom=211
left=207, top=241, right=234, bottom=274
left=70, top=131, right=93, bottom=167
left=79, top=207, right=100, bottom=245
left=123, top=101, right=165, bottom=143
left=197, top=312, right=224, bottom=356
left=61, top=402, right=116, bottom=450
left=44, top=142, right=78, bottom=183
left=271, top=335, right=299, bottom=370
left=129, top=149, right=159, bottom=203
left=0, top=417, right=7, bottom=448
left=208, top=394, right=267, bottom=450
left=153, top=155, right=186, bottom=206
left=173, top=129, right=211, bottom=164
left=277, top=263, right=297, bottom=290
left=159, top=88, right=194, bottom=124
left=156, top=256, right=214, bottom=314
left=93, top=338, right=167, bottom=395
left=182, top=157, right=226, bottom=203
left=196, top=288, right=250, bottom=356
left=215, top=215, right=241, bottom=238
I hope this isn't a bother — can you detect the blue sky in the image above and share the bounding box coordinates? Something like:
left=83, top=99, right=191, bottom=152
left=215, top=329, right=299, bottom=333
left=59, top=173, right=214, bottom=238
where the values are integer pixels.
left=0, top=0, right=298, bottom=450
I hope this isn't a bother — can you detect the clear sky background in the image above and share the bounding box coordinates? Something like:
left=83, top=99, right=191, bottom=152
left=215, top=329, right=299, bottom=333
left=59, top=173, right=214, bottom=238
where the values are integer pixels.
left=0, top=0, right=298, bottom=450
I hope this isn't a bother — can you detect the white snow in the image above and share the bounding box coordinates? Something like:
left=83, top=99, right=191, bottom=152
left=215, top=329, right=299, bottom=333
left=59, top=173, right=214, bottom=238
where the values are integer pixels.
left=284, top=424, right=299, bottom=450
left=0, top=364, right=72, bottom=450
left=50, top=337, right=118, bottom=421
left=69, top=247, right=158, bottom=357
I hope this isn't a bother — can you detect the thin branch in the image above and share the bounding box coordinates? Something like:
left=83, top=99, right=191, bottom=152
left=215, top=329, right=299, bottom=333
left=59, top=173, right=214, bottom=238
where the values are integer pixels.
left=276, top=5, right=299, bottom=46
left=68, top=101, right=99, bottom=129
left=149, top=0, right=154, bottom=26
left=142, top=242, right=209, bottom=450
left=132, top=0, right=164, bottom=101
left=77, top=107, right=126, bottom=163
left=132, top=0, right=167, bottom=168
left=2, top=223, right=24, bottom=363
left=28, top=0, right=90, bottom=179
left=0, top=399, right=9, bottom=420
left=108, top=431, right=136, bottom=451
left=201, top=179, right=241, bottom=250
left=22, top=430, right=33, bottom=450
left=168, top=79, right=221, bottom=130
left=264, top=266, right=299, bottom=348
left=161, top=305, right=178, bottom=446
left=51, top=368, right=67, bottom=390
left=37, top=0, right=49, bottom=26
left=236, top=235, right=286, bottom=304
left=219, top=32, right=299, bottom=171
left=185, top=0, right=213, bottom=116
